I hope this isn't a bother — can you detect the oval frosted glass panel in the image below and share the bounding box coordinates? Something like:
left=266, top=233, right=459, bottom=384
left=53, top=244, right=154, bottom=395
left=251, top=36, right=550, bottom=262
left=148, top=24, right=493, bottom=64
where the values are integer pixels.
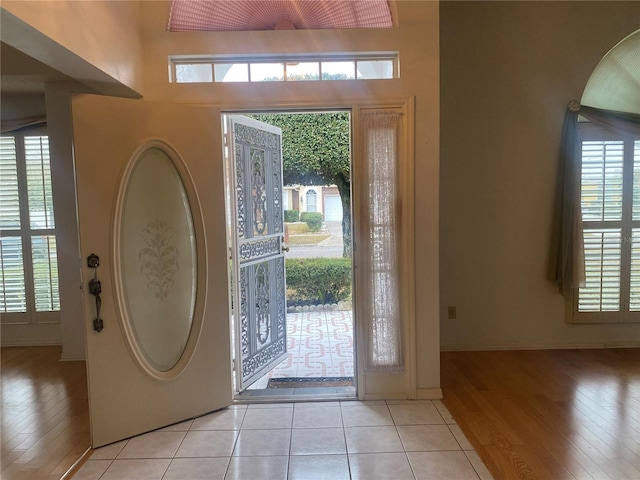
left=120, top=147, right=197, bottom=372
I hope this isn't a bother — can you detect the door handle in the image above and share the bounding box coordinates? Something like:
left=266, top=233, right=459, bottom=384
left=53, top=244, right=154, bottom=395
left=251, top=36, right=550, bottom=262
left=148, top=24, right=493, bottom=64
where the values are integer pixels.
left=87, top=254, right=104, bottom=332
left=281, top=236, right=290, bottom=253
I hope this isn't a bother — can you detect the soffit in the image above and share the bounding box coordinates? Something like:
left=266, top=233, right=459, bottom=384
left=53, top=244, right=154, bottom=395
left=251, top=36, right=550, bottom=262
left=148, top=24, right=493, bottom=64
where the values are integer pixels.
left=168, top=0, right=393, bottom=31
left=1, top=42, right=73, bottom=95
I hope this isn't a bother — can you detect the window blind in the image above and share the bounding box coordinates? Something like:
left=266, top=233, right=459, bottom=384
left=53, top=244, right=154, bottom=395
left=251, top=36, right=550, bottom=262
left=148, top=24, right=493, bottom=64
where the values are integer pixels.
left=578, top=135, right=640, bottom=319
left=25, top=136, right=55, bottom=230
left=0, top=237, right=26, bottom=312
left=0, top=134, right=59, bottom=315
left=0, top=137, right=20, bottom=230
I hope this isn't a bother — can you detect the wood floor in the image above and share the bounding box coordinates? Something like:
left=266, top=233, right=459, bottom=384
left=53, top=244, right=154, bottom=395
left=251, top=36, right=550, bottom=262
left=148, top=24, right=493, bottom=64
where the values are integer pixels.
left=1, top=347, right=638, bottom=479
left=1, top=346, right=90, bottom=480
left=441, top=349, right=640, bottom=480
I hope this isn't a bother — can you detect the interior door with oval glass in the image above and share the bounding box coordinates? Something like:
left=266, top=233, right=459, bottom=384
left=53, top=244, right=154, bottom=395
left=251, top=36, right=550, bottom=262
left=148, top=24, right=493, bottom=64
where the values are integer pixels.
left=227, top=115, right=287, bottom=391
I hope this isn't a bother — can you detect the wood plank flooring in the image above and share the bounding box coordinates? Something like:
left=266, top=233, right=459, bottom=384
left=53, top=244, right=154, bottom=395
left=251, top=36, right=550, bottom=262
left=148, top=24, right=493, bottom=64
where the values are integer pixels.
left=1, top=346, right=89, bottom=480
left=441, top=349, right=640, bottom=480
left=2, top=347, right=638, bottom=479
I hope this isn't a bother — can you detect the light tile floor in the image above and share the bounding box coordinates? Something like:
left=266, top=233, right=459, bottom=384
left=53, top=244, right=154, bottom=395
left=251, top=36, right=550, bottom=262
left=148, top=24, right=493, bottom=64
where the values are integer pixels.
left=245, top=311, right=354, bottom=391
left=73, top=400, right=494, bottom=480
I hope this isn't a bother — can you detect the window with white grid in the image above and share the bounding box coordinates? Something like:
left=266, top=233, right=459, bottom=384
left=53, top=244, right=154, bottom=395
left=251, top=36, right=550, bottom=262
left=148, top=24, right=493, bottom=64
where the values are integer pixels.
left=0, top=134, right=59, bottom=319
left=576, top=124, right=640, bottom=322
left=170, top=53, right=398, bottom=83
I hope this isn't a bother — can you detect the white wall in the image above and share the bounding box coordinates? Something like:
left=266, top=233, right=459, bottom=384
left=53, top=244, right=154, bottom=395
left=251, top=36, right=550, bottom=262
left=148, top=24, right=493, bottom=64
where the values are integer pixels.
left=1, top=1, right=145, bottom=97
left=1, top=1, right=147, bottom=355
left=45, top=82, right=90, bottom=360
left=10, top=0, right=635, bottom=382
left=4, top=0, right=442, bottom=394
left=440, top=1, right=640, bottom=350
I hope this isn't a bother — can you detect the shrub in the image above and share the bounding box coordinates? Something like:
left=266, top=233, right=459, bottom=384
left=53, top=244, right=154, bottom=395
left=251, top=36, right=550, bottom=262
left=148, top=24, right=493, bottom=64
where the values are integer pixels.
left=284, top=209, right=299, bottom=223
left=286, top=257, right=351, bottom=305
left=300, top=212, right=323, bottom=232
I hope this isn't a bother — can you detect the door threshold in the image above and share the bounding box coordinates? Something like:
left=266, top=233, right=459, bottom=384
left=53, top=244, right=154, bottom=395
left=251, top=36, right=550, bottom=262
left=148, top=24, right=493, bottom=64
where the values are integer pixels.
left=234, top=385, right=356, bottom=403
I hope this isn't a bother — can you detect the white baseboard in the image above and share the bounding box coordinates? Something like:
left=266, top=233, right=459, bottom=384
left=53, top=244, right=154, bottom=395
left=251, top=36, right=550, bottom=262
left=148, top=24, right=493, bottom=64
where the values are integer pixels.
left=361, top=389, right=443, bottom=401
left=361, top=392, right=408, bottom=401
left=440, top=340, right=640, bottom=352
left=1, top=322, right=61, bottom=347
left=1, top=338, right=61, bottom=347
left=60, top=352, right=86, bottom=362
left=416, top=387, right=443, bottom=400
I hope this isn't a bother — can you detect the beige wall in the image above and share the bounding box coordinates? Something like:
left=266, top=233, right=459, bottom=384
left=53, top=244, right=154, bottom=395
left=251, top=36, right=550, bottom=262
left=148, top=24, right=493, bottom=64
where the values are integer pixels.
left=440, top=1, right=640, bottom=349
left=140, top=0, right=441, bottom=394
left=1, top=0, right=146, bottom=354
left=6, top=0, right=636, bottom=376
left=0, top=0, right=441, bottom=394
left=2, top=1, right=145, bottom=97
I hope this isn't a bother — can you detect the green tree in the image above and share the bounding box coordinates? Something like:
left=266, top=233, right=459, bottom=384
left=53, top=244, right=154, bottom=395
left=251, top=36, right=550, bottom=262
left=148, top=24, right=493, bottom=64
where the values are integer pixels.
left=251, top=112, right=352, bottom=257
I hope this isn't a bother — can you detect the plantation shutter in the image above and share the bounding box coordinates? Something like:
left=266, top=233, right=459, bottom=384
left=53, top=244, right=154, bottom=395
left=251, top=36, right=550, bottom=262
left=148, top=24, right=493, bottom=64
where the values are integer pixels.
left=25, top=136, right=55, bottom=229
left=0, top=134, right=59, bottom=315
left=578, top=140, right=624, bottom=312
left=0, top=137, right=21, bottom=230
left=628, top=141, right=640, bottom=311
left=0, top=137, right=26, bottom=312
left=576, top=127, right=640, bottom=322
left=25, top=136, right=59, bottom=311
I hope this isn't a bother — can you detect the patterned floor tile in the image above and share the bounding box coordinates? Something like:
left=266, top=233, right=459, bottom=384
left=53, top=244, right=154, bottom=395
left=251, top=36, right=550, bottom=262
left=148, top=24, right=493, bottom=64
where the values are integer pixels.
left=245, top=311, right=354, bottom=392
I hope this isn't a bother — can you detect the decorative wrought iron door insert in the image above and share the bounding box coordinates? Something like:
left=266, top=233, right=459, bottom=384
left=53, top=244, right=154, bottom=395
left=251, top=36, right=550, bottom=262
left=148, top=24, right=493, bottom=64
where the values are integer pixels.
left=229, top=116, right=287, bottom=390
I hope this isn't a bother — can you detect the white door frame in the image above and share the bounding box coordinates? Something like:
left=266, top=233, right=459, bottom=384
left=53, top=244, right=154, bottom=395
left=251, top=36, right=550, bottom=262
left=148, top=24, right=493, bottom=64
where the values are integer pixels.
left=220, top=99, right=416, bottom=400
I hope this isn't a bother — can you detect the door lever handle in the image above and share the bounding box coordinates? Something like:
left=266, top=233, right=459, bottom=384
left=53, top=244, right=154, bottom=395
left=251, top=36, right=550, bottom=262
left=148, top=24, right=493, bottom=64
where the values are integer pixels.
left=93, top=295, right=103, bottom=332
left=87, top=254, right=104, bottom=332
left=282, top=244, right=290, bottom=253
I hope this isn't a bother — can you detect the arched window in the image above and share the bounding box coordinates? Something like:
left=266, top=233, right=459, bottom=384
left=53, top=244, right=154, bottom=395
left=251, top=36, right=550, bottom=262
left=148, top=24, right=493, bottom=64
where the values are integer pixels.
left=305, top=189, right=318, bottom=212
left=581, top=29, right=640, bottom=114
left=552, top=29, right=640, bottom=323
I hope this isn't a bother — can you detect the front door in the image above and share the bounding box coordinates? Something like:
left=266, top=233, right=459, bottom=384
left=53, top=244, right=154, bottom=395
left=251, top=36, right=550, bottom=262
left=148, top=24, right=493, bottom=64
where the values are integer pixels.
left=227, top=115, right=288, bottom=391
left=72, top=94, right=232, bottom=447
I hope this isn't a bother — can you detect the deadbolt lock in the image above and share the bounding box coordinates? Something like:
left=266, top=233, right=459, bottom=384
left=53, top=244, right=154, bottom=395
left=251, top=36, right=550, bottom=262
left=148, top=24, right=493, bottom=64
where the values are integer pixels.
left=87, top=253, right=100, bottom=268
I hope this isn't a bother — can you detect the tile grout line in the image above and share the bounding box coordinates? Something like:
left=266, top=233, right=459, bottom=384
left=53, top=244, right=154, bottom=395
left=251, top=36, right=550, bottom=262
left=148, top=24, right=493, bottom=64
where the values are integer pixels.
left=339, top=399, right=353, bottom=479
left=390, top=399, right=419, bottom=480
left=85, top=399, right=486, bottom=480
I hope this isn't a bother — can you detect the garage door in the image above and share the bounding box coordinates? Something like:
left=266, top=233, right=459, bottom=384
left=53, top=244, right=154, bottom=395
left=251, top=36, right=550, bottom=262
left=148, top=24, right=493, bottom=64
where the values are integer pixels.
left=324, top=195, right=343, bottom=222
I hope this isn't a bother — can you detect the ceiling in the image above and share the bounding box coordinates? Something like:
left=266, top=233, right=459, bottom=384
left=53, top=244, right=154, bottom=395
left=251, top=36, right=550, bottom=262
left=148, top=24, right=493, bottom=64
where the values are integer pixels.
left=1, top=42, right=73, bottom=96
left=0, top=42, right=75, bottom=123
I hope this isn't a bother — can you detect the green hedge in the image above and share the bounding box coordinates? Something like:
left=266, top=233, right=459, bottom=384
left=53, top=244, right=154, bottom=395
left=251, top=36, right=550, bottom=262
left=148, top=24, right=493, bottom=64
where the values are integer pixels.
left=300, top=212, right=323, bottom=232
left=284, top=209, right=299, bottom=222
left=286, top=257, right=351, bottom=305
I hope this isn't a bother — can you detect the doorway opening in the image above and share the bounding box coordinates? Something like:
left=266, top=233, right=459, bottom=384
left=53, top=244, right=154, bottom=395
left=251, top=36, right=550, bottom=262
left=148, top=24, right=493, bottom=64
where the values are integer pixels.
left=222, top=110, right=356, bottom=400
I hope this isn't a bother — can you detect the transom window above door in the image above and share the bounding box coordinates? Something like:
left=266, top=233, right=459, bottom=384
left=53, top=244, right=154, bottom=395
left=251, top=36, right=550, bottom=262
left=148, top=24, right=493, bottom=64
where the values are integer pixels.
left=169, top=53, right=399, bottom=83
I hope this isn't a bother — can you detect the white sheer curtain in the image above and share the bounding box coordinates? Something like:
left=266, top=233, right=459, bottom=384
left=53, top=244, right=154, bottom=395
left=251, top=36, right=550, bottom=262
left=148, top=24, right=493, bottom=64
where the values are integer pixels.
left=360, top=110, right=404, bottom=373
